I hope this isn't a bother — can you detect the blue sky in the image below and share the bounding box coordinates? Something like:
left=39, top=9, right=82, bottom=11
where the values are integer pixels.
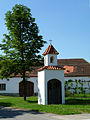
left=0, top=0, right=90, bottom=62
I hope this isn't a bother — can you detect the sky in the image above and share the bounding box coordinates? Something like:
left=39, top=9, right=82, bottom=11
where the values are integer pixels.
left=0, top=0, right=90, bottom=62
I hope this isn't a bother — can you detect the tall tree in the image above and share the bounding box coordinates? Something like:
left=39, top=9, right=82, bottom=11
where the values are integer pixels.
left=0, top=4, right=46, bottom=101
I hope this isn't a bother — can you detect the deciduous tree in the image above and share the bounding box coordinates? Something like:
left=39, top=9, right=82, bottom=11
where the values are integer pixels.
left=0, top=4, right=46, bottom=101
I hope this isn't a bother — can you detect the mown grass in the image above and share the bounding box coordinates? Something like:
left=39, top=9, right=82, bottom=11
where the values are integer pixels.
left=0, top=95, right=90, bottom=115
left=71, top=93, right=90, bottom=98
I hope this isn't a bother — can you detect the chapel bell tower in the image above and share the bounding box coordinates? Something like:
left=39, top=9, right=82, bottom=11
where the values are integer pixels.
left=38, top=43, right=65, bottom=105
left=43, top=44, right=59, bottom=66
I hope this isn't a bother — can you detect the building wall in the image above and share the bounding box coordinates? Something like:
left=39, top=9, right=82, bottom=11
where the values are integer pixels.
left=0, top=77, right=38, bottom=95
left=44, top=54, right=57, bottom=66
left=38, top=69, right=65, bottom=105
left=38, top=70, right=45, bottom=104
left=65, top=77, right=90, bottom=93
left=0, top=76, right=90, bottom=96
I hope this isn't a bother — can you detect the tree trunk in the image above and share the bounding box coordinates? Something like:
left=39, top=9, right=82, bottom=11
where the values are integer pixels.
left=23, top=70, right=27, bottom=101
left=20, top=22, right=27, bottom=101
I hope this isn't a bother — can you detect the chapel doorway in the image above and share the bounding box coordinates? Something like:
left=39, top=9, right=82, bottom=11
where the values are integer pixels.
left=47, top=79, right=62, bottom=104
left=19, top=81, right=34, bottom=97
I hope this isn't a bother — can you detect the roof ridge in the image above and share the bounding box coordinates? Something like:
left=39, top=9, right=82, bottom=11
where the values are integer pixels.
left=42, top=44, right=59, bottom=55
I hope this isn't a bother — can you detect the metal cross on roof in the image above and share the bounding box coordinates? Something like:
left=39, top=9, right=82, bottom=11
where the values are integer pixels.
left=49, top=40, right=53, bottom=44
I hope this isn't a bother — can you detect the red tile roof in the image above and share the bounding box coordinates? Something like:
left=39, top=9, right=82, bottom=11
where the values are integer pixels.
left=42, top=44, right=59, bottom=55
left=58, top=59, right=90, bottom=77
left=10, top=59, right=90, bottom=78
left=64, top=66, right=74, bottom=73
left=64, top=64, right=90, bottom=77
left=38, top=66, right=65, bottom=71
left=57, top=58, right=89, bottom=66
left=10, top=66, right=41, bottom=78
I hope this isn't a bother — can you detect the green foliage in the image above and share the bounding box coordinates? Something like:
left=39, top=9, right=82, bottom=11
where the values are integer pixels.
left=0, top=4, right=46, bottom=79
left=65, top=91, right=73, bottom=97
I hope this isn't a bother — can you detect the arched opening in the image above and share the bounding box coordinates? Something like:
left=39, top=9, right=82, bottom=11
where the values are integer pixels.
left=50, top=56, right=54, bottom=63
left=47, top=79, right=62, bottom=104
left=19, top=81, right=34, bottom=97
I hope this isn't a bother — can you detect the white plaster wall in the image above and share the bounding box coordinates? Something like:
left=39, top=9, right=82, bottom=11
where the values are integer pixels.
left=65, top=77, right=90, bottom=82
left=38, top=71, right=45, bottom=105
left=65, top=77, right=90, bottom=93
left=38, top=69, right=65, bottom=105
left=44, top=54, right=57, bottom=66
left=0, top=77, right=38, bottom=94
left=0, top=78, right=21, bottom=93
left=0, top=75, right=90, bottom=96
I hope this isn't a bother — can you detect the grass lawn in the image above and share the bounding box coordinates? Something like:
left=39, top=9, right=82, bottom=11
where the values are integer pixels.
left=0, top=95, right=90, bottom=115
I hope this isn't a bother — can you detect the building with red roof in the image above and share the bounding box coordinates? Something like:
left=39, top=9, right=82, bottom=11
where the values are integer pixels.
left=0, top=44, right=90, bottom=97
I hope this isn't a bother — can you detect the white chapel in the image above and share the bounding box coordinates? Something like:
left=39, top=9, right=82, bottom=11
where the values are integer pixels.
left=38, top=44, right=65, bottom=105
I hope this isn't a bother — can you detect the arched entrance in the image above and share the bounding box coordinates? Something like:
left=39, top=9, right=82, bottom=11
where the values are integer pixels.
left=19, top=81, right=34, bottom=97
left=47, top=79, right=62, bottom=104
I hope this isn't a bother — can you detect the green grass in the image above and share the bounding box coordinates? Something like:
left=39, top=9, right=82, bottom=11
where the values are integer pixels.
left=71, top=93, right=90, bottom=98
left=0, top=95, right=90, bottom=115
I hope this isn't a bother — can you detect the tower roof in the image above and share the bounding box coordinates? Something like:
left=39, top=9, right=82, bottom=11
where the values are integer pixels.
left=42, top=44, right=59, bottom=56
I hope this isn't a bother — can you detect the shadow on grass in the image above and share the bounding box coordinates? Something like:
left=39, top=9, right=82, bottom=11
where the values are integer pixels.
left=66, top=98, right=90, bottom=105
left=0, top=102, right=44, bottom=119
left=27, top=100, right=38, bottom=103
left=0, top=102, right=12, bottom=107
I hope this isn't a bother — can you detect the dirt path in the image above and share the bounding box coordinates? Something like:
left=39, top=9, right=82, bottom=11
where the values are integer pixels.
left=0, top=107, right=90, bottom=120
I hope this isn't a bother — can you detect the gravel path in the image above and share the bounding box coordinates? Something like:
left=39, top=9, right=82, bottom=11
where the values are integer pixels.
left=0, top=107, right=90, bottom=120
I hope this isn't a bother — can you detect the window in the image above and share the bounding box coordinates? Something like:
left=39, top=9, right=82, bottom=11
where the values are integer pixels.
left=50, top=56, right=54, bottom=63
left=67, top=70, right=70, bottom=72
left=0, top=84, right=6, bottom=91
